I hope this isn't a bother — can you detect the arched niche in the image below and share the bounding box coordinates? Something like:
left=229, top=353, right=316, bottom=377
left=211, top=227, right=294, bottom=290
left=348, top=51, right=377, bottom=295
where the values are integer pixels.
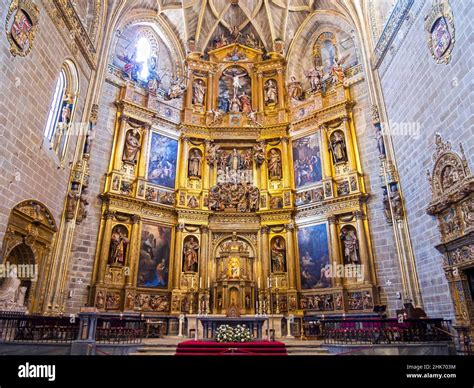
left=1, top=200, right=57, bottom=313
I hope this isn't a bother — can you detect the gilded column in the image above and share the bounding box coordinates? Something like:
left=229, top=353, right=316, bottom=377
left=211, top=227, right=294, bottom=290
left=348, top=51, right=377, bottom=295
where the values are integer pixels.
left=277, top=69, right=285, bottom=109
left=179, top=137, right=189, bottom=188
left=281, top=138, right=291, bottom=188
left=260, top=142, right=268, bottom=190
left=126, top=215, right=141, bottom=287
left=173, top=223, right=184, bottom=289
left=285, top=223, right=297, bottom=290
left=206, top=72, right=214, bottom=112
left=328, top=215, right=343, bottom=287
left=355, top=211, right=371, bottom=284
left=112, top=116, right=128, bottom=171
left=186, top=74, right=194, bottom=109
left=261, top=226, right=270, bottom=288
left=199, top=226, right=209, bottom=286
left=137, top=126, right=150, bottom=178
left=320, top=125, right=332, bottom=179
left=257, top=73, right=264, bottom=112
left=342, top=117, right=357, bottom=172
left=97, top=211, right=115, bottom=284
left=204, top=141, right=212, bottom=191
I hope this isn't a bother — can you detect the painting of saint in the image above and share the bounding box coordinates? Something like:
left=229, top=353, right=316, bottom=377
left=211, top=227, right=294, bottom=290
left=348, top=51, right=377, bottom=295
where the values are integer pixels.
left=137, top=224, right=172, bottom=288
left=292, top=132, right=323, bottom=188
left=147, top=132, right=178, bottom=188
left=297, top=224, right=331, bottom=289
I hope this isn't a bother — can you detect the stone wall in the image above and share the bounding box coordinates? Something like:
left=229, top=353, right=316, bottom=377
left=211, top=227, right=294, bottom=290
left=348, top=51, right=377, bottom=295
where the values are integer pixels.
left=0, top=1, right=92, bottom=252
left=377, top=0, right=473, bottom=319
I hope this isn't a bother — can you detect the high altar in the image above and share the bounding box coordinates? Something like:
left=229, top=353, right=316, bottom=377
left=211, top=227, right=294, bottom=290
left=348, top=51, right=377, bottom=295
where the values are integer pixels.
left=89, top=39, right=378, bottom=332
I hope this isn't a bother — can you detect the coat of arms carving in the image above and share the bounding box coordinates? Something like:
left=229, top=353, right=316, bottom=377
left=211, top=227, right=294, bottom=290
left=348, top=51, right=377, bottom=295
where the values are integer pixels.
left=5, top=0, right=39, bottom=57
left=424, top=0, right=455, bottom=64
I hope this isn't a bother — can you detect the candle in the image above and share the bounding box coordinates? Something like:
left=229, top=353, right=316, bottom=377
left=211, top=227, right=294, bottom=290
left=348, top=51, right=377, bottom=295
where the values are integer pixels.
left=199, top=277, right=202, bottom=289
left=207, top=276, right=210, bottom=289
left=275, top=278, right=278, bottom=288
left=258, top=277, right=261, bottom=288
left=267, top=277, right=270, bottom=288
left=191, top=278, right=194, bottom=289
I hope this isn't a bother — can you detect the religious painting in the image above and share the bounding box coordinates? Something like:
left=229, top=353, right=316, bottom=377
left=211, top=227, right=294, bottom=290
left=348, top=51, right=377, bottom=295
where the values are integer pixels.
left=147, top=131, right=178, bottom=188
left=137, top=224, right=172, bottom=288
left=424, top=0, right=455, bottom=64
left=297, top=223, right=331, bottom=289
left=108, top=225, right=129, bottom=266
left=271, top=236, right=286, bottom=273
left=182, top=235, right=199, bottom=273
left=218, top=66, right=252, bottom=113
left=292, top=132, right=323, bottom=188
left=5, top=0, right=39, bottom=57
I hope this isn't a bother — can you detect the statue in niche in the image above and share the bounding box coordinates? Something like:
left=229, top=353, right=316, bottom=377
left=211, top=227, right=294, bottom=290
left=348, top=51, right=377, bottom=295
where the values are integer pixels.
left=331, top=56, right=347, bottom=84
left=329, top=131, right=348, bottom=164
left=192, top=79, right=206, bottom=105
left=340, top=227, right=359, bottom=264
left=0, top=266, right=21, bottom=305
left=267, top=149, right=282, bottom=179
left=238, top=91, right=252, bottom=113
left=122, top=128, right=141, bottom=164
left=253, top=141, right=266, bottom=166
left=305, top=67, right=324, bottom=92
left=287, top=75, right=303, bottom=101
left=206, top=142, right=220, bottom=165
left=264, top=79, right=278, bottom=105
left=229, top=95, right=241, bottom=112
left=229, top=258, right=240, bottom=279
left=389, top=184, right=404, bottom=220
left=383, top=187, right=392, bottom=222
left=245, top=294, right=251, bottom=310
left=183, top=236, right=199, bottom=272
left=271, top=237, right=286, bottom=272
left=65, top=190, right=79, bottom=221
left=229, top=148, right=242, bottom=171
left=187, top=195, right=199, bottom=208
left=218, top=90, right=230, bottom=113
left=76, top=193, right=89, bottom=223
left=188, top=149, right=202, bottom=177
left=375, top=127, right=386, bottom=157
left=52, top=104, right=71, bottom=154
left=108, top=225, right=129, bottom=266
left=95, top=291, right=105, bottom=309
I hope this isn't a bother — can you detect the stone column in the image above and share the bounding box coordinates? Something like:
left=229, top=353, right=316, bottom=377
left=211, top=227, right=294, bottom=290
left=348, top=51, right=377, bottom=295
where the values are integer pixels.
left=126, top=215, right=141, bottom=287
left=261, top=226, right=270, bottom=289
left=97, top=211, right=115, bottom=284
left=355, top=211, right=372, bottom=284
left=179, top=137, right=189, bottom=188
left=173, top=224, right=184, bottom=289
left=328, top=215, right=343, bottom=287
left=320, top=125, right=332, bottom=179
left=285, top=223, right=297, bottom=290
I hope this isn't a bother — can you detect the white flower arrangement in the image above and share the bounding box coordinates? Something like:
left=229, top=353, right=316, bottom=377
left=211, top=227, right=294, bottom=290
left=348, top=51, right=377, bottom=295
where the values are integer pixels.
left=215, top=324, right=253, bottom=343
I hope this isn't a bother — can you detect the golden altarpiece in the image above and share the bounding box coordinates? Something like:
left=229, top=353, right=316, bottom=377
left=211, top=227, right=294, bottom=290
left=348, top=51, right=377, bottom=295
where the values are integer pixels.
left=90, top=42, right=379, bottom=328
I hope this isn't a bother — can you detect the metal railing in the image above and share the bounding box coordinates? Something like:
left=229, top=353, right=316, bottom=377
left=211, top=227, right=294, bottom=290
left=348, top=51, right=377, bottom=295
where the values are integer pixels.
left=320, top=318, right=453, bottom=345
left=95, top=316, right=145, bottom=344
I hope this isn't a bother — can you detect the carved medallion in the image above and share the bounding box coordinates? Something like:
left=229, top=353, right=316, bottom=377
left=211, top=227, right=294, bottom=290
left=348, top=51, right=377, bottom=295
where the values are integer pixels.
left=5, top=0, right=39, bottom=57
left=424, top=0, right=455, bottom=64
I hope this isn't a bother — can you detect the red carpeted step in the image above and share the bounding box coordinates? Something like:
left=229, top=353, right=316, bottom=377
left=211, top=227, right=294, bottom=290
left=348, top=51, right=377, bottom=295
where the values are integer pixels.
left=175, top=340, right=287, bottom=356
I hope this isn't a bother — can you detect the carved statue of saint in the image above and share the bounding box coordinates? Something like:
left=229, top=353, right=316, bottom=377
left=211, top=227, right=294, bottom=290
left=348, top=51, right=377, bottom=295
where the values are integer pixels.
left=252, top=141, right=266, bottom=166
left=192, top=79, right=206, bottom=105
left=122, top=128, right=141, bottom=164
left=340, top=228, right=359, bottom=264
left=271, top=237, right=286, bottom=272
left=229, top=148, right=241, bottom=171
left=0, top=266, right=21, bottom=304
left=287, top=75, right=303, bottom=101
left=238, top=91, right=252, bottom=113
left=330, top=131, right=347, bottom=164
left=264, top=79, right=278, bottom=105
left=390, top=185, right=404, bottom=220
left=267, top=149, right=282, bottom=179
left=65, top=190, right=79, bottom=221
left=183, top=237, right=199, bottom=272
left=331, top=57, right=345, bottom=84
left=375, top=128, right=386, bottom=157
left=108, top=226, right=129, bottom=265
left=188, top=149, right=202, bottom=177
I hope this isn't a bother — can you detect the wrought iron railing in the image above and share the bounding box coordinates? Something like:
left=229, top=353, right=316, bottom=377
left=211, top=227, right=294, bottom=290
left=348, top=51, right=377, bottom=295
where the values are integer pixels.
left=0, top=313, right=78, bottom=343
left=320, top=318, right=453, bottom=345
left=95, top=316, right=145, bottom=344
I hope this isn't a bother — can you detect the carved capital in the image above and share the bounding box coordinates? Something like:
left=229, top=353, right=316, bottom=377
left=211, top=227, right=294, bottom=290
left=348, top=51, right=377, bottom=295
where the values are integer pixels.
left=177, top=223, right=185, bottom=232
left=261, top=226, right=269, bottom=234
left=328, top=215, right=338, bottom=225
left=285, top=222, right=294, bottom=231
left=354, top=211, right=365, bottom=220
left=200, top=226, right=209, bottom=234
left=104, top=210, right=115, bottom=220
left=131, top=214, right=141, bottom=224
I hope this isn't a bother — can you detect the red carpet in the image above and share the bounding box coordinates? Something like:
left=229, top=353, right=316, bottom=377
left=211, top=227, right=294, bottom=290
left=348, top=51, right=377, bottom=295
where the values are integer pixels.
left=175, top=340, right=287, bottom=356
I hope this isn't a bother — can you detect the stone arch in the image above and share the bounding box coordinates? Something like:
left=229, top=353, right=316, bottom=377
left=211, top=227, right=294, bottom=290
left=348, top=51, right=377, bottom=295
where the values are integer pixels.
left=1, top=200, right=57, bottom=313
